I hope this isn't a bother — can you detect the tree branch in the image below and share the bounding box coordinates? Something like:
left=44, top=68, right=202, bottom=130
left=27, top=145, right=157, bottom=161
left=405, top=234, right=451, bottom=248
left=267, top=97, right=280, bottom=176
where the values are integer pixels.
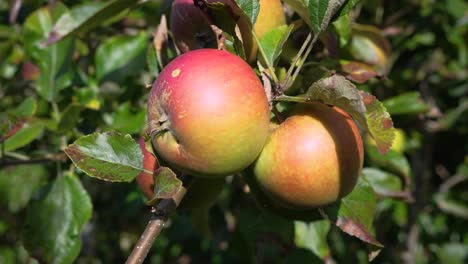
left=125, top=174, right=192, bottom=264
left=0, top=153, right=67, bottom=168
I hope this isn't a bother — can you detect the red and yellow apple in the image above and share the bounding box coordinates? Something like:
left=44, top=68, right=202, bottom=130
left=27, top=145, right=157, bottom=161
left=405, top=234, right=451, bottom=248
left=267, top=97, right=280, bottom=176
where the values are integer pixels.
left=253, top=102, right=364, bottom=209
left=147, top=49, right=270, bottom=178
left=137, top=137, right=225, bottom=209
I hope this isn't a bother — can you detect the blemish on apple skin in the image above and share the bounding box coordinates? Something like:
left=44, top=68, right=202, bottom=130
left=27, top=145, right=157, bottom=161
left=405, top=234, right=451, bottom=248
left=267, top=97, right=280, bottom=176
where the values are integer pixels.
left=172, top=69, right=181, bottom=77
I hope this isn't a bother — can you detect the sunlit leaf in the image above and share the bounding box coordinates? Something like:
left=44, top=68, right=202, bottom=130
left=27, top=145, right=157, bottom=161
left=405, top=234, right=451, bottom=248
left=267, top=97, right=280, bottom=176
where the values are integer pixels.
left=95, top=32, right=148, bottom=83
left=259, top=24, right=294, bottom=66
left=360, top=91, right=395, bottom=154
left=332, top=13, right=351, bottom=47
left=284, top=0, right=347, bottom=34
left=47, top=0, right=143, bottom=44
left=350, top=24, right=390, bottom=75
left=23, top=3, right=74, bottom=101
left=234, top=0, right=260, bottom=25
left=294, top=220, right=331, bottom=260
left=64, top=131, right=143, bottom=182
left=361, top=167, right=403, bottom=195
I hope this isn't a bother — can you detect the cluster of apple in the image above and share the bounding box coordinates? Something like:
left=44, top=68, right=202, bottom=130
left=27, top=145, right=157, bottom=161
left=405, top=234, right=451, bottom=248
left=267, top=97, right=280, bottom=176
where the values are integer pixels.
left=137, top=0, right=364, bottom=216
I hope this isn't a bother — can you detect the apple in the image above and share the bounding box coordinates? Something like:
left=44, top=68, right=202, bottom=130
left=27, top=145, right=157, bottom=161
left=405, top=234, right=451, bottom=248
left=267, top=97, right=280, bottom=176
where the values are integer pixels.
left=254, top=0, right=286, bottom=39
left=137, top=137, right=224, bottom=209
left=147, top=49, right=270, bottom=178
left=253, top=102, right=364, bottom=209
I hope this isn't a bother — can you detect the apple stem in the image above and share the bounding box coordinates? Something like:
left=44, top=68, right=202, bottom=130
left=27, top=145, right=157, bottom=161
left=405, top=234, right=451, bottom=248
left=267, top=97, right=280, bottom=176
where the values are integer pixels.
left=126, top=174, right=192, bottom=264
left=280, top=32, right=320, bottom=94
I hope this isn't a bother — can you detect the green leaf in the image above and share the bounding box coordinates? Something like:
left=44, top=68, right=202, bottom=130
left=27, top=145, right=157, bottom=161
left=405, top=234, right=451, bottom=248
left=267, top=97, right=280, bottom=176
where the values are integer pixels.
left=294, top=220, right=331, bottom=260
left=95, top=32, right=148, bottom=83
left=361, top=167, right=403, bottom=195
left=23, top=173, right=92, bottom=264
left=234, top=0, right=260, bottom=25
left=284, top=0, right=347, bottom=34
left=329, top=177, right=383, bottom=248
left=0, top=97, right=36, bottom=142
left=147, top=167, right=182, bottom=203
left=332, top=13, right=351, bottom=47
left=146, top=43, right=159, bottom=78
left=3, top=120, right=45, bottom=152
left=64, top=131, right=143, bottom=182
left=57, top=104, right=84, bottom=133
left=337, top=0, right=361, bottom=17
left=23, top=3, right=74, bottom=102
left=431, top=243, right=468, bottom=264
left=103, top=102, right=146, bottom=134
left=0, top=165, right=47, bottom=212
left=259, top=25, right=294, bottom=66
left=350, top=24, right=390, bottom=75
left=47, top=0, right=143, bottom=44
left=365, top=145, right=411, bottom=179
left=360, top=91, right=396, bottom=154
left=383, top=92, right=430, bottom=115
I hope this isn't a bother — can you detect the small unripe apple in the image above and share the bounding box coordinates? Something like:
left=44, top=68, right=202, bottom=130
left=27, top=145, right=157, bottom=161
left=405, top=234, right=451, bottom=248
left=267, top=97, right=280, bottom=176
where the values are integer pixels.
left=254, top=0, right=286, bottom=39
left=253, top=103, right=364, bottom=209
left=137, top=137, right=224, bottom=209
left=147, top=49, right=270, bottom=178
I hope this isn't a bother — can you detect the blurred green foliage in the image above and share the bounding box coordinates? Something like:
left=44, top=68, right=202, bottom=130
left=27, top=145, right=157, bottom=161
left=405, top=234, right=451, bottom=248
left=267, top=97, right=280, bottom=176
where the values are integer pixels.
left=0, top=0, right=467, bottom=263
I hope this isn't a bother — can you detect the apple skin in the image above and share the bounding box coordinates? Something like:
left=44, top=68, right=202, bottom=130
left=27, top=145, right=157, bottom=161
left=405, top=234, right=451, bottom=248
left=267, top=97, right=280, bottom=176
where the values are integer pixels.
left=147, top=49, right=270, bottom=178
left=254, top=0, right=286, bottom=39
left=136, top=137, right=159, bottom=199
left=137, top=137, right=224, bottom=209
left=253, top=102, right=364, bottom=209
